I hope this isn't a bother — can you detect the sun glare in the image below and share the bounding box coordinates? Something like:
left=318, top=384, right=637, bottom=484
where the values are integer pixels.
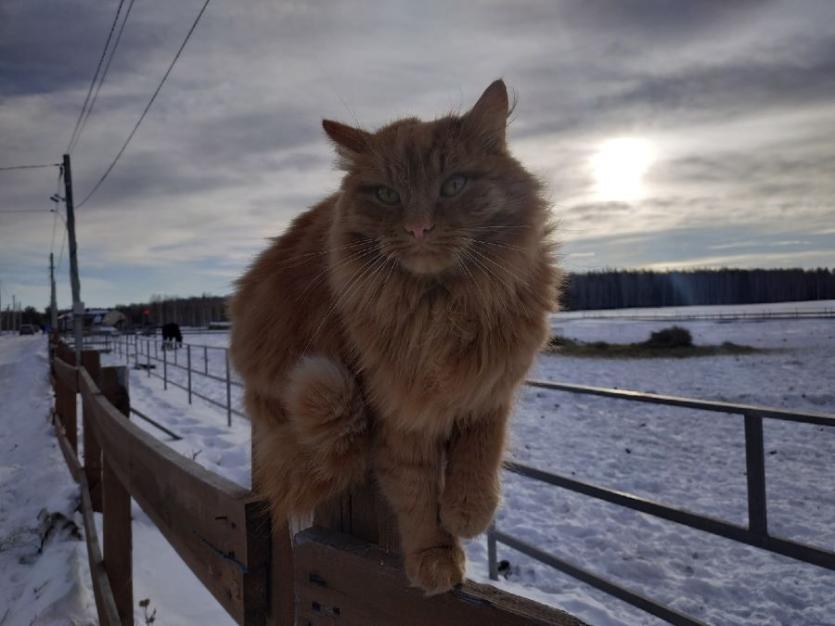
left=591, top=138, right=656, bottom=202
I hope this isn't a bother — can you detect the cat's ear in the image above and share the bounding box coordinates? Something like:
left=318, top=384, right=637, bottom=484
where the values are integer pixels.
left=322, top=120, right=371, bottom=157
left=464, top=79, right=510, bottom=150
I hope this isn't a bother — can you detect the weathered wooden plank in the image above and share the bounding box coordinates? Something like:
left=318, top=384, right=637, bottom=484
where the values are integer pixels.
left=79, top=369, right=269, bottom=625
left=51, top=410, right=82, bottom=482
left=294, top=528, right=588, bottom=626
left=53, top=356, right=78, bottom=391
left=82, top=351, right=103, bottom=512
left=250, top=420, right=294, bottom=626
left=52, top=358, right=78, bottom=453
left=55, top=340, right=75, bottom=366
left=80, top=472, right=123, bottom=626
left=100, top=367, right=134, bottom=626
left=246, top=501, right=280, bottom=626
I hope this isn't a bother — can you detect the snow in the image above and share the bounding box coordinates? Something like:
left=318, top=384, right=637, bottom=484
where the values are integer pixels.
left=0, top=335, right=96, bottom=625
left=3, top=300, right=834, bottom=626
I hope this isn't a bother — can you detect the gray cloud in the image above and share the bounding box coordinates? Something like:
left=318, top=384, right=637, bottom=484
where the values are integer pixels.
left=1, top=0, right=834, bottom=307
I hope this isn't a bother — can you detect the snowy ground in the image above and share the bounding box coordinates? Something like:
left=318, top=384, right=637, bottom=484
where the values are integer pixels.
left=3, top=300, right=833, bottom=625
left=0, top=336, right=96, bottom=625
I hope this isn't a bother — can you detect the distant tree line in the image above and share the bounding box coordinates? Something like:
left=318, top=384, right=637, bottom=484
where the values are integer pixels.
left=0, top=306, right=45, bottom=330
left=108, top=268, right=834, bottom=326
left=115, top=293, right=228, bottom=327
left=561, top=268, right=835, bottom=311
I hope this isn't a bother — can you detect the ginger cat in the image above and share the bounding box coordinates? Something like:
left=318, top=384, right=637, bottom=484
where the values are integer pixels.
left=229, top=80, right=560, bottom=594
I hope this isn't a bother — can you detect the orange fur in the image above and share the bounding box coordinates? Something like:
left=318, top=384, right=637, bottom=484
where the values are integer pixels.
left=229, top=80, right=561, bottom=594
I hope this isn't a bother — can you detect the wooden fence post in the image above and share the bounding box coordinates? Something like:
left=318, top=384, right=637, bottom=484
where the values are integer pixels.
left=53, top=342, right=78, bottom=453
left=313, top=482, right=400, bottom=551
left=82, top=349, right=103, bottom=512
left=251, top=422, right=295, bottom=626
left=99, top=365, right=134, bottom=626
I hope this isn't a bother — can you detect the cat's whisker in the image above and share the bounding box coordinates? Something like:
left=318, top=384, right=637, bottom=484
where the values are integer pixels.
left=461, top=248, right=518, bottom=309
left=269, top=240, right=375, bottom=271
left=462, top=225, right=530, bottom=232
left=470, top=238, right=529, bottom=254
left=468, top=246, right=536, bottom=319
left=300, top=252, right=382, bottom=351
left=470, top=245, right=529, bottom=287
left=308, top=253, right=389, bottom=348
left=295, top=246, right=379, bottom=303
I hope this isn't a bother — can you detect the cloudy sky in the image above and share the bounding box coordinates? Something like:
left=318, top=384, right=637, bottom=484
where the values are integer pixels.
left=1, top=0, right=834, bottom=309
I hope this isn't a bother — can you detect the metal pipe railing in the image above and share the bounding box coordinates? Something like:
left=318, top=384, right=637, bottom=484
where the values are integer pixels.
left=489, top=380, right=835, bottom=625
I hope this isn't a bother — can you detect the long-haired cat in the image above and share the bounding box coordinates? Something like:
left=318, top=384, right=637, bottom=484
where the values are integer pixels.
left=229, top=80, right=559, bottom=595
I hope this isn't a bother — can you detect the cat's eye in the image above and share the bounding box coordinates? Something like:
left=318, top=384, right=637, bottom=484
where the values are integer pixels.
left=440, top=174, right=468, bottom=198
left=375, top=186, right=400, bottom=205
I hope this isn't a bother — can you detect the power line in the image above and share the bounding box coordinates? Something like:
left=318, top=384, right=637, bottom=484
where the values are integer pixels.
left=75, top=0, right=138, bottom=147
left=76, top=0, right=212, bottom=209
left=0, top=209, right=52, bottom=214
left=0, top=163, right=60, bottom=171
left=66, top=0, right=127, bottom=154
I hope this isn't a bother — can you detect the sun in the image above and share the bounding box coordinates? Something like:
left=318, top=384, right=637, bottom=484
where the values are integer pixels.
left=591, top=138, right=656, bottom=202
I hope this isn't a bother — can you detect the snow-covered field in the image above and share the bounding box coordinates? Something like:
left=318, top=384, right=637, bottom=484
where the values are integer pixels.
left=555, top=299, right=835, bottom=319
left=2, top=300, right=833, bottom=625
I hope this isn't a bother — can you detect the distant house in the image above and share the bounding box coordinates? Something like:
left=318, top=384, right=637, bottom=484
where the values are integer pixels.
left=57, top=308, right=127, bottom=333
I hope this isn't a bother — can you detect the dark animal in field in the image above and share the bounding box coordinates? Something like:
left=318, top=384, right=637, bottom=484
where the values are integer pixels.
left=162, top=322, right=183, bottom=349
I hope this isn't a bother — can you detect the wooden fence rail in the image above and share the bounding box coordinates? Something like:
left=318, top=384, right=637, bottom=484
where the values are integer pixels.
left=49, top=340, right=582, bottom=626
left=51, top=342, right=271, bottom=625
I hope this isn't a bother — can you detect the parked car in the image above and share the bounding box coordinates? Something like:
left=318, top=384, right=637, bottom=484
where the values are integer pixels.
left=19, top=324, right=37, bottom=335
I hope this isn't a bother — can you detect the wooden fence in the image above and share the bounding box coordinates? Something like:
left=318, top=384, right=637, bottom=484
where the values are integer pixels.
left=49, top=340, right=584, bottom=626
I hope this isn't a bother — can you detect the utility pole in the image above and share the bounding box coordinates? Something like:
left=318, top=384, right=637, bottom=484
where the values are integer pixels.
left=49, top=253, right=58, bottom=330
left=63, top=154, right=84, bottom=364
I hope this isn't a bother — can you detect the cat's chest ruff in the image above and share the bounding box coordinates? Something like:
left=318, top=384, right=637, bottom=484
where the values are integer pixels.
left=373, top=284, right=482, bottom=347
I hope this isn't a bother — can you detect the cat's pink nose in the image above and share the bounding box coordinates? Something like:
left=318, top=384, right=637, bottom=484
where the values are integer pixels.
left=404, top=221, right=434, bottom=239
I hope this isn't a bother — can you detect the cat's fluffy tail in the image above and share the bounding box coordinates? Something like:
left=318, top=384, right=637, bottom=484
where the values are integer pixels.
left=253, top=356, right=370, bottom=519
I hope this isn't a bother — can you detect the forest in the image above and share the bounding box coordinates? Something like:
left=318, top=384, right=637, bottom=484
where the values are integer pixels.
left=561, top=268, right=835, bottom=310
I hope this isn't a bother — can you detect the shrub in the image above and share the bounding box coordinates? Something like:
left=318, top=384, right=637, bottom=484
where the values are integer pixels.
left=644, top=326, right=693, bottom=349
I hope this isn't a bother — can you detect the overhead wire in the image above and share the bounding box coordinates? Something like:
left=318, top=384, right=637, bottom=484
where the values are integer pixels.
left=66, top=0, right=127, bottom=154
left=76, top=0, right=212, bottom=209
left=0, top=163, right=60, bottom=171
left=74, top=0, right=138, bottom=147
left=0, top=209, right=54, bottom=214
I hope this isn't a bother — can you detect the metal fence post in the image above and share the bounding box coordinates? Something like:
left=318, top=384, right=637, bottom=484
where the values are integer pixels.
left=204, top=345, right=208, bottom=375
left=487, top=522, right=499, bottom=581
left=187, top=345, right=192, bottom=405
left=174, top=344, right=178, bottom=366
left=163, top=344, right=168, bottom=391
left=146, top=339, right=151, bottom=377
left=744, top=411, right=768, bottom=537
left=225, top=349, right=232, bottom=427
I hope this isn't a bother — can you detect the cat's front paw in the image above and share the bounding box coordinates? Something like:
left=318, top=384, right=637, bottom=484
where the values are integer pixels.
left=405, top=544, right=466, bottom=595
left=440, top=485, right=498, bottom=539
